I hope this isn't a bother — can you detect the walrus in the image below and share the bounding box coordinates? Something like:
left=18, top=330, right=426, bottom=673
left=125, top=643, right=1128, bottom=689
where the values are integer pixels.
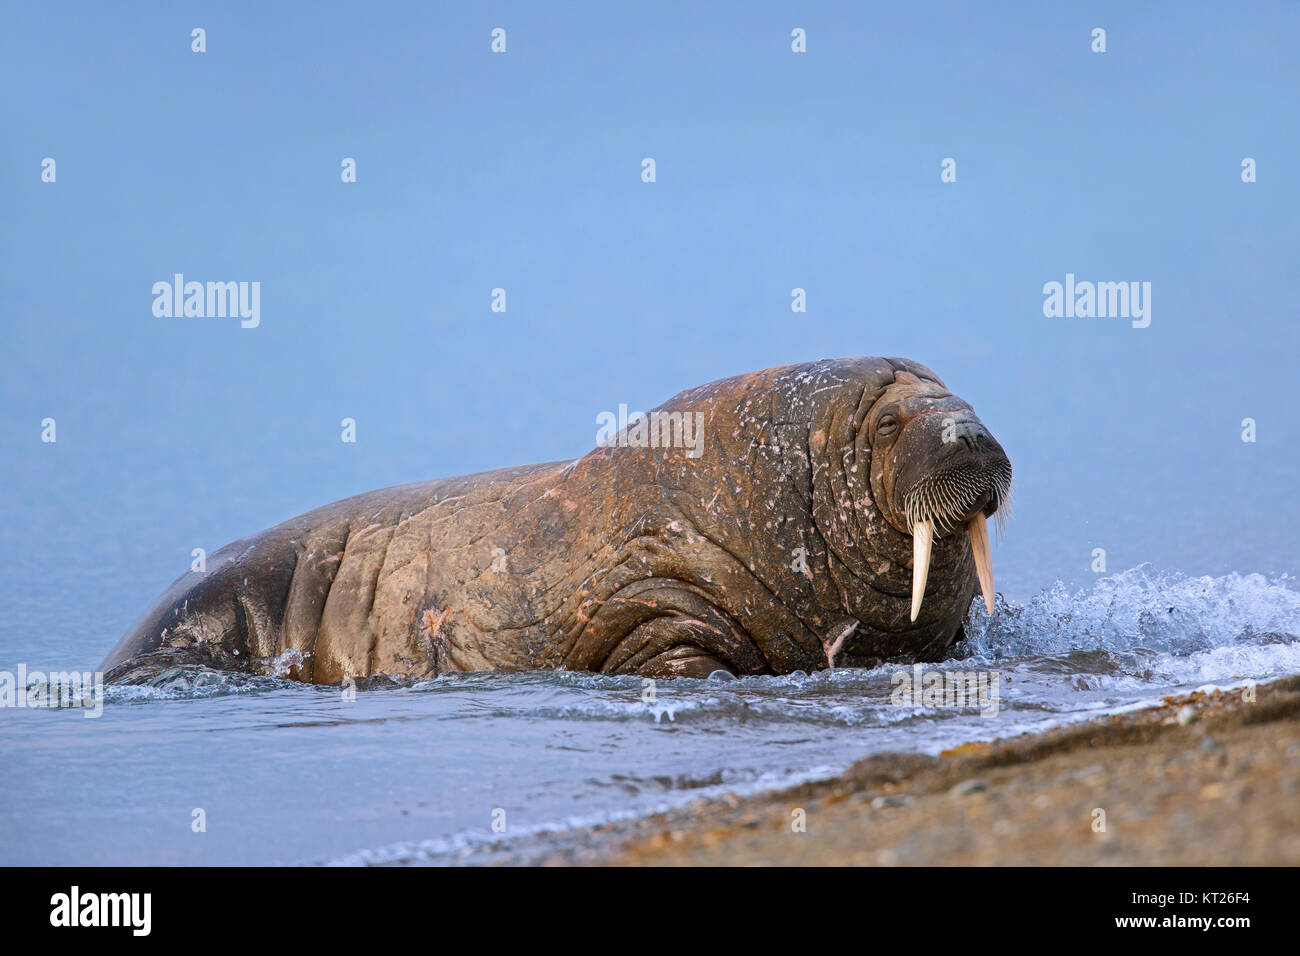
left=101, top=357, right=1012, bottom=683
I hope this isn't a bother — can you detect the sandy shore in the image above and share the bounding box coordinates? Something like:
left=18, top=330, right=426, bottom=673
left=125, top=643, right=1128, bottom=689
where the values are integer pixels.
left=529, top=675, right=1300, bottom=866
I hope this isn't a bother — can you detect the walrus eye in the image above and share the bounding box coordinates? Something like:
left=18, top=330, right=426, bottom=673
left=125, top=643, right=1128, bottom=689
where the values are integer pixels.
left=877, top=415, right=899, bottom=438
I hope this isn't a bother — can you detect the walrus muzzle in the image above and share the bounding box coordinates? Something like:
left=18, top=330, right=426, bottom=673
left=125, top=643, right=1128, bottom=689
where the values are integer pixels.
left=894, top=417, right=1010, bottom=621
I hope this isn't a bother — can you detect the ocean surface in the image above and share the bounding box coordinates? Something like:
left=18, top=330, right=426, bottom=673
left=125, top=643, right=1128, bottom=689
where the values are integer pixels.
left=3, top=564, right=1297, bottom=866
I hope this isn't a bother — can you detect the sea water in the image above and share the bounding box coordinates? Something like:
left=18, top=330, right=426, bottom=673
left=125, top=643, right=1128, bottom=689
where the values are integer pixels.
left=2, top=566, right=1296, bottom=865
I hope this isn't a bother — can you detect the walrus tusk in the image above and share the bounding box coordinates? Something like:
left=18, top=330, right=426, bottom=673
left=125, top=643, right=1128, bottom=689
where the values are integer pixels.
left=910, top=519, right=933, bottom=622
left=968, top=513, right=995, bottom=615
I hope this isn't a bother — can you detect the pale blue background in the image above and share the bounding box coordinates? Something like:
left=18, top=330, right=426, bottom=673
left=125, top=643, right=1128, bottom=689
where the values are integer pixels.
left=3, top=1, right=1298, bottom=672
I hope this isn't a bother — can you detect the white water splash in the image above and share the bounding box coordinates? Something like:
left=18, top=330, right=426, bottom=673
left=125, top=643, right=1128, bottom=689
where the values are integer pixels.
left=960, top=565, right=1300, bottom=660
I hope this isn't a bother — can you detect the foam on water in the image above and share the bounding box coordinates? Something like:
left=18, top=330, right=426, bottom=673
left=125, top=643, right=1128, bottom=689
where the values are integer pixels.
left=960, top=565, right=1300, bottom=659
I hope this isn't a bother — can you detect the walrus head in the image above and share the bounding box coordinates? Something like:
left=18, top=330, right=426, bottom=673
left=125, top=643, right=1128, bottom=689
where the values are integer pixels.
left=866, top=371, right=1012, bottom=622
left=660, top=356, right=1015, bottom=669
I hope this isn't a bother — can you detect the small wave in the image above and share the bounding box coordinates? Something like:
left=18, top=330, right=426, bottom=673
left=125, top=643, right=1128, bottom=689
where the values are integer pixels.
left=102, top=666, right=300, bottom=703
left=959, top=566, right=1300, bottom=660
left=310, top=762, right=844, bottom=867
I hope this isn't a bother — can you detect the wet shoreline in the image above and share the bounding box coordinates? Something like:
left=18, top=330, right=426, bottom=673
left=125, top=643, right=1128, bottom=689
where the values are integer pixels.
left=519, top=676, right=1300, bottom=866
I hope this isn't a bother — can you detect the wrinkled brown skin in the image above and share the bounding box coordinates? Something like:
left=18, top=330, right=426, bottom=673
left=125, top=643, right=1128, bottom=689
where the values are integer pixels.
left=101, top=357, right=1007, bottom=684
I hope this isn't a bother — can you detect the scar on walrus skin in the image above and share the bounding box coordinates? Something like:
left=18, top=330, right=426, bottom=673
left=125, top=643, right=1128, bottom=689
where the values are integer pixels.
left=102, top=357, right=1012, bottom=684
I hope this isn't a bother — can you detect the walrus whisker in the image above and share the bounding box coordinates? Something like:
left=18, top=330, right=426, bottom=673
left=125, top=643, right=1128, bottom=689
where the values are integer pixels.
left=902, top=455, right=1012, bottom=618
